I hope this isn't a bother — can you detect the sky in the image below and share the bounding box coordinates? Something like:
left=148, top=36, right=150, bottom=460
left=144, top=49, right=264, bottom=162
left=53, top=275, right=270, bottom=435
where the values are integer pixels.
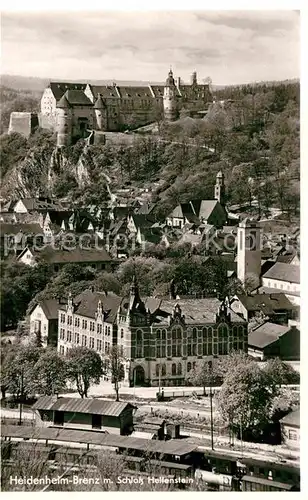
left=1, top=9, right=300, bottom=85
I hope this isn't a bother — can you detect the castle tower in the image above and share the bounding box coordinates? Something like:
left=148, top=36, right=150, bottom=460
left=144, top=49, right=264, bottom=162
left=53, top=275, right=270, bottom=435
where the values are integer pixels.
left=191, top=71, right=197, bottom=86
left=214, top=171, right=226, bottom=206
left=237, top=218, right=261, bottom=286
left=163, top=69, right=178, bottom=121
left=94, top=93, right=106, bottom=131
left=56, top=91, right=72, bottom=147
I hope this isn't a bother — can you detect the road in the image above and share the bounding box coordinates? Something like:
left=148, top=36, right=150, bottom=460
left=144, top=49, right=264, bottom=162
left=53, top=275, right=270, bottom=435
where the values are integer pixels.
left=60, top=382, right=216, bottom=400
left=138, top=403, right=215, bottom=419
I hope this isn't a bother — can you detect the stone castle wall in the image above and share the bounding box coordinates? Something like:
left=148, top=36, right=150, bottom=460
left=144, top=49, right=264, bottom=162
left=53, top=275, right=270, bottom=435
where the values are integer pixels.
left=8, top=112, right=39, bottom=138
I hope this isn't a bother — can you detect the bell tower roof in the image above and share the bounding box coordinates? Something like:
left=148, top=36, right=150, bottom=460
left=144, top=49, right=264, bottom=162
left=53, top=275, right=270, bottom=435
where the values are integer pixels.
left=165, top=68, right=175, bottom=86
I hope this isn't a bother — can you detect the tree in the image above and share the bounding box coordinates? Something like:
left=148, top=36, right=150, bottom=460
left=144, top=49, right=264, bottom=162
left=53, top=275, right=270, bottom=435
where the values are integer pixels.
left=185, top=360, right=221, bottom=395
left=1, top=262, right=54, bottom=330
left=263, top=358, right=300, bottom=386
left=105, top=345, right=126, bottom=401
left=95, top=271, right=121, bottom=295
left=1, top=344, right=41, bottom=400
left=66, top=347, right=103, bottom=398
left=214, top=352, right=299, bottom=441
left=0, top=132, right=28, bottom=177
left=215, top=351, right=252, bottom=380
left=269, top=388, right=299, bottom=422
left=216, top=359, right=276, bottom=436
left=1, top=440, right=56, bottom=492
left=31, top=348, right=68, bottom=396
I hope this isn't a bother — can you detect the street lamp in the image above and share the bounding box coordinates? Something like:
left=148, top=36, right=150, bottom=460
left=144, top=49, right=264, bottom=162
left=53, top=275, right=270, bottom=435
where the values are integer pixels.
left=18, top=366, right=24, bottom=426
left=208, top=360, right=214, bottom=451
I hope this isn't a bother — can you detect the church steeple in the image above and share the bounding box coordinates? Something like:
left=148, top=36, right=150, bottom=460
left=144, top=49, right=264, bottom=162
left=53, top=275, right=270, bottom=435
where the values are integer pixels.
left=165, top=68, right=175, bottom=87
left=214, top=170, right=226, bottom=206
left=129, top=273, right=142, bottom=311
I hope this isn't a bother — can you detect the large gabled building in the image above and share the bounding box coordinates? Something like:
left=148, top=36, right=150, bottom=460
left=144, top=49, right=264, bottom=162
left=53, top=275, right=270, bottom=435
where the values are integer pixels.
left=56, top=283, right=248, bottom=387
left=37, top=69, right=213, bottom=146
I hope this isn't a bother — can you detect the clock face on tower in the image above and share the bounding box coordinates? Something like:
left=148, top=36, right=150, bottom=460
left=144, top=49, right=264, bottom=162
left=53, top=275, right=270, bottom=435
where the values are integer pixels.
left=246, top=230, right=257, bottom=251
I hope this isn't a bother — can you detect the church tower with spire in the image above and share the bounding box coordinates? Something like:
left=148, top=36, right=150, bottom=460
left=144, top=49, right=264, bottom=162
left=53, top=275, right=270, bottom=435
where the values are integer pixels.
left=163, top=68, right=178, bottom=121
left=214, top=171, right=226, bottom=207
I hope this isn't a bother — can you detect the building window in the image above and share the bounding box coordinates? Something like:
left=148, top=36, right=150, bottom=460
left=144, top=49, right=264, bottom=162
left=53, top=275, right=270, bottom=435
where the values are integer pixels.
left=172, top=363, right=176, bottom=375
left=156, top=329, right=161, bottom=340
left=288, top=430, right=298, bottom=441
left=187, top=362, right=191, bottom=372
left=161, top=345, right=166, bottom=357
left=136, top=329, right=143, bottom=358
left=96, top=339, right=102, bottom=351
left=161, top=364, right=166, bottom=376
left=120, top=328, right=124, bottom=338
left=156, top=364, right=160, bottom=377
left=156, top=345, right=161, bottom=358
left=178, top=363, right=182, bottom=375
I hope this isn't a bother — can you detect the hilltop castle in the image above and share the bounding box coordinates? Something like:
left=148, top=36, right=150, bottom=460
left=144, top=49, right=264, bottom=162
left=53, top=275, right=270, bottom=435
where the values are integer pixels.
left=39, top=69, right=212, bottom=146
